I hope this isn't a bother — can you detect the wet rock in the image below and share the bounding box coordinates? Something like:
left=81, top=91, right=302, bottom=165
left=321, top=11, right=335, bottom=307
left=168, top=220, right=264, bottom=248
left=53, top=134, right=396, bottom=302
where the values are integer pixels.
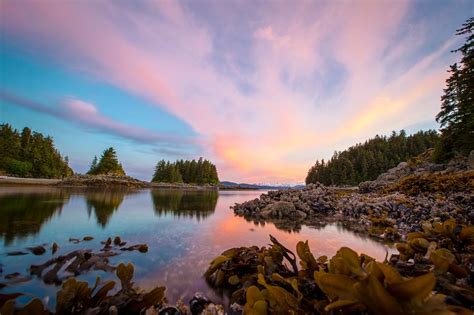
left=7, top=251, right=28, bottom=256
left=28, top=246, right=46, bottom=255
left=52, top=242, right=59, bottom=254
left=5, top=272, right=20, bottom=279
left=120, top=244, right=148, bottom=253
left=158, top=307, right=181, bottom=315
left=189, top=292, right=211, bottom=315
left=69, top=238, right=81, bottom=244
left=113, top=236, right=122, bottom=245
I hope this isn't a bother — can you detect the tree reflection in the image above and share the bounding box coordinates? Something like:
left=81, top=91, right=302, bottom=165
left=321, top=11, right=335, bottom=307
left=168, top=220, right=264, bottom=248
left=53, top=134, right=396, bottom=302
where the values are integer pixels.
left=85, top=189, right=136, bottom=228
left=0, top=187, right=70, bottom=245
left=151, top=189, right=218, bottom=220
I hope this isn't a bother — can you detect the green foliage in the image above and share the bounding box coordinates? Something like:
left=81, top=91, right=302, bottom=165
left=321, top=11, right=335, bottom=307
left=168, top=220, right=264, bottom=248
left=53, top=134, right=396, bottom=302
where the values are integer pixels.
left=5, top=159, right=32, bottom=177
left=306, top=130, right=439, bottom=185
left=87, top=147, right=125, bottom=176
left=0, top=124, right=73, bottom=178
left=434, top=18, right=474, bottom=162
left=151, top=157, right=219, bottom=184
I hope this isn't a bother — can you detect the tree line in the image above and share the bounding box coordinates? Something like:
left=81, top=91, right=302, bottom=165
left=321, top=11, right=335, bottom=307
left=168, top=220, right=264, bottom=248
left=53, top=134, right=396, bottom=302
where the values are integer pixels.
left=306, top=17, right=474, bottom=186
left=0, top=125, right=220, bottom=183
left=152, top=158, right=219, bottom=184
left=305, top=130, right=440, bottom=186
left=0, top=124, right=73, bottom=178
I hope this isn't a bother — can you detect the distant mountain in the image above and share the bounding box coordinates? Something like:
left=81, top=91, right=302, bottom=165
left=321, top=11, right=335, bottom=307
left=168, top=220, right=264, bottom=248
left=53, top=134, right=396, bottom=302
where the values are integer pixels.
left=219, top=181, right=295, bottom=190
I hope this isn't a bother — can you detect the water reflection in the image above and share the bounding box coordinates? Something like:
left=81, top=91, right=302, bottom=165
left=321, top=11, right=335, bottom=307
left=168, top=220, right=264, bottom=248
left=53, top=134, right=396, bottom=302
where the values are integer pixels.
left=151, top=189, right=218, bottom=220
left=85, top=189, right=135, bottom=227
left=0, top=188, right=393, bottom=309
left=0, top=187, right=70, bottom=245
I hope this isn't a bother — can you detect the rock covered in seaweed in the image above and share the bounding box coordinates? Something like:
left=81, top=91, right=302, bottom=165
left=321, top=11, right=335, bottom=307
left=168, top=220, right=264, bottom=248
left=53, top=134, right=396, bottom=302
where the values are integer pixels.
left=204, top=235, right=473, bottom=314
left=359, top=149, right=472, bottom=193
left=232, top=151, right=473, bottom=238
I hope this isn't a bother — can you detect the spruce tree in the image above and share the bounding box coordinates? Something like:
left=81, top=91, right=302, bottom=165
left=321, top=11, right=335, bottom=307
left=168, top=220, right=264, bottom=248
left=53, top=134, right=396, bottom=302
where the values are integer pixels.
left=434, top=17, right=474, bottom=161
left=90, top=147, right=125, bottom=176
left=0, top=124, right=72, bottom=178
left=151, top=158, right=219, bottom=184
left=88, top=156, right=98, bottom=175
left=305, top=130, right=439, bottom=186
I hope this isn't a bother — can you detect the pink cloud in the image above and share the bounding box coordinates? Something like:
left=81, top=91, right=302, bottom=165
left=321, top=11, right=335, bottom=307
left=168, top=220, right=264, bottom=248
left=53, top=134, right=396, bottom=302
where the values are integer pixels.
left=0, top=1, right=460, bottom=183
left=0, top=90, right=195, bottom=147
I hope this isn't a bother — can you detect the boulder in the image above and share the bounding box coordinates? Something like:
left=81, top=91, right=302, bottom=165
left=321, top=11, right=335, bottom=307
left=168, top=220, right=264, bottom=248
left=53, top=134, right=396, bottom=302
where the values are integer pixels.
left=261, top=201, right=296, bottom=218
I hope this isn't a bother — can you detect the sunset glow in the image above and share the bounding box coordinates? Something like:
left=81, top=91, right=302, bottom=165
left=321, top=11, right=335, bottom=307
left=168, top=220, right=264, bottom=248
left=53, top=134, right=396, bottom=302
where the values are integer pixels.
left=0, top=0, right=471, bottom=183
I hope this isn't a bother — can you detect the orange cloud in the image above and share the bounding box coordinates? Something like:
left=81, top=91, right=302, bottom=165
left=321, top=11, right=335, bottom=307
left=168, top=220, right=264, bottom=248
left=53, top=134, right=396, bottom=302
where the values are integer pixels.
left=0, top=1, right=460, bottom=183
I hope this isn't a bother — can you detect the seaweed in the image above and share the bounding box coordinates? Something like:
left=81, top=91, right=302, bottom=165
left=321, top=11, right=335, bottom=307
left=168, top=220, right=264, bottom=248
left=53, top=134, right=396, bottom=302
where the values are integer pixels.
left=204, top=235, right=473, bottom=314
left=1, top=263, right=166, bottom=315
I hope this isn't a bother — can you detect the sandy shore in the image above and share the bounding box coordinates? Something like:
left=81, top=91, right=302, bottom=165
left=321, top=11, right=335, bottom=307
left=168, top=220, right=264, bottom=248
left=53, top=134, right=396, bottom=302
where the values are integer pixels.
left=0, top=176, right=62, bottom=186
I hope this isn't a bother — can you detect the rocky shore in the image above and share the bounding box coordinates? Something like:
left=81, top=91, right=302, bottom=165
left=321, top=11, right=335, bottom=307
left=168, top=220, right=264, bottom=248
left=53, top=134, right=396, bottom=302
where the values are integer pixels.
left=58, top=174, right=151, bottom=188
left=232, top=150, right=474, bottom=237
left=212, top=151, right=474, bottom=313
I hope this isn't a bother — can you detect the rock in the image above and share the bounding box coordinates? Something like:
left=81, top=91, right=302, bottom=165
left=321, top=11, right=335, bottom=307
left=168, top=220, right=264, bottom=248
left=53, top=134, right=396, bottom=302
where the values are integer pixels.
left=295, top=210, right=307, bottom=219
left=113, top=236, right=122, bottom=245
left=358, top=181, right=373, bottom=193
left=5, top=272, right=20, bottom=279
left=158, top=307, right=181, bottom=315
left=189, top=292, right=210, bottom=315
left=469, top=150, right=474, bottom=169
left=120, top=244, right=148, bottom=253
left=52, top=242, right=59, bottom=255
left=59, top=174, right=150, bottom=188
left=264, top=201, right=295, bottom=215
left=108, top=305, right=118, bottom=315
left=7, top=251, right=28, bottom=256
left=28, top=246, right=46, bottom=255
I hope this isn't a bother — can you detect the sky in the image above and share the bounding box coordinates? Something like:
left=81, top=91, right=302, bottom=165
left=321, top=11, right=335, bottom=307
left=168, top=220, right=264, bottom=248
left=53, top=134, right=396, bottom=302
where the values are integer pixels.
left=0, top=0, right=472, bottom=184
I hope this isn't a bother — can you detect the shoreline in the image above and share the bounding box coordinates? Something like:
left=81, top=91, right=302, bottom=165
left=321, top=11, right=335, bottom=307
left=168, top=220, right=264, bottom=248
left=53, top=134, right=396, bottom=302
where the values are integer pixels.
left=0, top=176, right=62, bottom=186
left=0, top=176, right=248, bottom=190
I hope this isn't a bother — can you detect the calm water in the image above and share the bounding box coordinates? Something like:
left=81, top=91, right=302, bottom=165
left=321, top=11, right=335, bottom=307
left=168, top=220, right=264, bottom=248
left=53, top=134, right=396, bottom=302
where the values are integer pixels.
left=0, top=186, right=390, bottom=309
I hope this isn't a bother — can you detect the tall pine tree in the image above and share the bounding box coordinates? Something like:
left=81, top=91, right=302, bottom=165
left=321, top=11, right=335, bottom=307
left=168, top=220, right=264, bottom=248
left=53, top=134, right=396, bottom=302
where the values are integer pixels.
left=434, top=17, right=474, bottom=161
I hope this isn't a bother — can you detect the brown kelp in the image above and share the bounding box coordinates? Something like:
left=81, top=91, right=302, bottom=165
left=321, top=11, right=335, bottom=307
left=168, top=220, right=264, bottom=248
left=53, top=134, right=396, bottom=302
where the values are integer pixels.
left=1, top=263, right=166, bottom=315
left=204, top=235, right=472, bottom=314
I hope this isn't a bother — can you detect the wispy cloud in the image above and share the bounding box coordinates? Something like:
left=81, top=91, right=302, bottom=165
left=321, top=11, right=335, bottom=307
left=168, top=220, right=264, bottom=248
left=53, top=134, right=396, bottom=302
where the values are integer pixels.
left=0, top=89, right=197, bottom=148
left=0, top=0, right=468, bottom=183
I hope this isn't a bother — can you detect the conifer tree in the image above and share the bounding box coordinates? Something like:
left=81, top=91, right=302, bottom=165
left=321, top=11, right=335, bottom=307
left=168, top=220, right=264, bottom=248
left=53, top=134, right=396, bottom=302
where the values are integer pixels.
left=88, top=147, right=125, bottom=176
left=0, top=124, right=72, bottom=178
left=88, top=156, right=98, bottom=175
left=151, top=158, right=219, bottom=184
left=434, top=17, right=474, bottom=161
left=306, top=130, right=439, bottom=186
